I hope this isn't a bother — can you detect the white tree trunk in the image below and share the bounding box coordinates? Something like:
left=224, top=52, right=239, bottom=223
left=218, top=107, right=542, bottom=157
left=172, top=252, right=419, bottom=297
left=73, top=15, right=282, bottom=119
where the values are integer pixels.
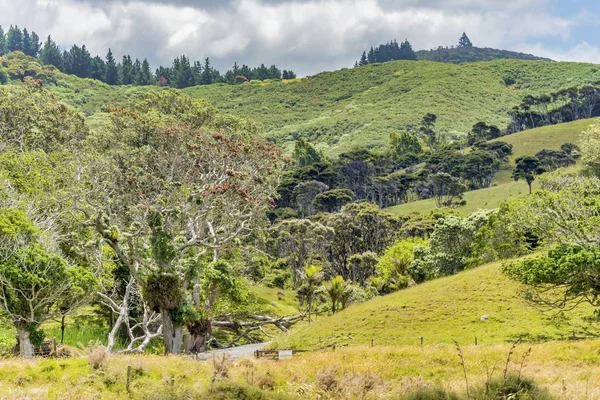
left=17, top=329, right=35, bottom=359
left=161, top=309, right=183, bottom=354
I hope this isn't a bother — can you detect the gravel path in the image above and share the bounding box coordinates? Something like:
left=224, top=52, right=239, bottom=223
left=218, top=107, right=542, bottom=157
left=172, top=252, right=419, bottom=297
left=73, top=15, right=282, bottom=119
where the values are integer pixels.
left=197, top=342, right=270, bottom=361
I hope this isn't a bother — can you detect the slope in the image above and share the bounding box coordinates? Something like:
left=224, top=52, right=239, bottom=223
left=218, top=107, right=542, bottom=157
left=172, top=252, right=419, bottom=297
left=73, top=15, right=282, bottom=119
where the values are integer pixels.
left=273, top=261, right=599, bottom=350
left=388, top=119, right=593, bottom=216
left=184, top=59, right=600, bottom=155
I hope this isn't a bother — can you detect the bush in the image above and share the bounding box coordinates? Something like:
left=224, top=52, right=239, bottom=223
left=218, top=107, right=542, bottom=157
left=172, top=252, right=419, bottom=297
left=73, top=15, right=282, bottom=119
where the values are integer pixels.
left=401, top=386, right=460, bottom=400
left=83, top=341, right=108, bottom=370
left=471, top=374, right=554, bottom=400
left=200, top=382, right=293, bottom=400
left=0, top=68, right=8, bottom=84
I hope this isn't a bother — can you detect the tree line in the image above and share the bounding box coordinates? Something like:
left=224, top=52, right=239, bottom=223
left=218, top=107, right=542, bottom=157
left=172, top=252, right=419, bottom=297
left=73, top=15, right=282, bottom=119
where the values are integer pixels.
left=0, top=24, right=296, bottom=88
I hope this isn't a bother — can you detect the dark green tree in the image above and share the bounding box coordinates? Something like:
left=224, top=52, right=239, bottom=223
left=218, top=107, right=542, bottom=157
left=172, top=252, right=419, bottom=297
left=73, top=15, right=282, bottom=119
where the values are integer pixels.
left=29, top=31, right=41, bottom=57
left=512, top=156, right=545, bottom=194
left=104, top=49, right=118, bottom=85
left=134, top=58, right=153, bottom=85
left=420, top=113, right=438, bottom=150
left=292, top=139, right=323, bottom=167
left=359, top=51, right=368, bottom=66
left=40, top=36, right=62, bottom=67
left=313, top=189, right=354, bottom=213
left=120, top=55, right=134, bottom=85
left=21, top=29, right=32, bottom=56
left=458, top=32, right=473, bottom=48
left=0, top=26, right=5, bottom=55
left=90, top=56, right=106, bottom=81
left=201, top=57, right=213, bottom=85
left=6, top=25, right=23, bottom=52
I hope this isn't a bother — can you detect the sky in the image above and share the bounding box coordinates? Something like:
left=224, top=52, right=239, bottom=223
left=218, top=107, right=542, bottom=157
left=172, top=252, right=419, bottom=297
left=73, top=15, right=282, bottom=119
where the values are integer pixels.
left=1, top=0, right=599, bottom=76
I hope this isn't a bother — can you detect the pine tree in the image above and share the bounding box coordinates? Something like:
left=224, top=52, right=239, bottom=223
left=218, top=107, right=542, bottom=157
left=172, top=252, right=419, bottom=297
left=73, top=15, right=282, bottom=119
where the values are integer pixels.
left=201, top=57, right=213, bottom=85
left=120, top=55, right=134, bottom=85
left=287, top=70, right=297, bottom=79
left=41, top=36, right=62, bottom=67
left=367, top=46, right=376, bottom=64
left=90, top=56, right=105, bottom=81
left=104, top=49, right=118, bottom=85
left=359, top=51, right=368, bottom=66
left=400, top=39, right=417, bottom=61
left=22, top=28, right=32, bottom=56
left=6, top=25, right=23, bottom=52
left=29, top=31, right=41, bottom=57
left=458, top=32, right=473, bottom=48
left=66, top=44, right=92, bottom=78
left=134, top=58, right=152, bottom=85
left=0, top=26, right=6, bottom=56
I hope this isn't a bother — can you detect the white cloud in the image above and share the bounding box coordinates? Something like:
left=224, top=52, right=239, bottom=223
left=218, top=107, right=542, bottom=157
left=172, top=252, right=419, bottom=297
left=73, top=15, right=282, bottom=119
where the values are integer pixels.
left=516, top=42, right=600, bottom=64
left=0, top=0, right=595, bottom=75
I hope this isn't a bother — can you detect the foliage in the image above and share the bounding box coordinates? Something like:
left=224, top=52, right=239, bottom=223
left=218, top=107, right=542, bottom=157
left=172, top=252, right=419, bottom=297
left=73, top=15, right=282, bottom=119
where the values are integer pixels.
left=312, top=189, right=354, bottom=213
left=428, top=172, right=467, bottom=208
left=372, top=237, right=427, bottom=293
left=581, top=120, right=600, bottom=176
left=411, top=209, right=495, bottom=279
left=512, top=156, right=545, bottom=194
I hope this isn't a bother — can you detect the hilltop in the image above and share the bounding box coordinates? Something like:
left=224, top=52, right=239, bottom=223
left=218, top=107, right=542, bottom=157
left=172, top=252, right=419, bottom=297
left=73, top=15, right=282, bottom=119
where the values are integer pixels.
left=184, top=59, right=600, bottom=155
left=273, top=261, right=599, bottom=350
left=416, top=46, right=552, bottom=64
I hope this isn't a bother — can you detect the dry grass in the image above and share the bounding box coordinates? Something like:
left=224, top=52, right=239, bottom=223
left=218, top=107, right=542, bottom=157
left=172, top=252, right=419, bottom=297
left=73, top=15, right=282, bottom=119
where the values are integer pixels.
left=0, top=340, right=598, bottom=399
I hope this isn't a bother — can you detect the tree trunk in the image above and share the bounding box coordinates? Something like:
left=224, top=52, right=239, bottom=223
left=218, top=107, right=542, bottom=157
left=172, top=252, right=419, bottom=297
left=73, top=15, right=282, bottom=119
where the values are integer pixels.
left=185, top=320, right=211, bottom=353
left=161, top=308, right=183, bottom=354
left=17, top=329, right=35, bottom=359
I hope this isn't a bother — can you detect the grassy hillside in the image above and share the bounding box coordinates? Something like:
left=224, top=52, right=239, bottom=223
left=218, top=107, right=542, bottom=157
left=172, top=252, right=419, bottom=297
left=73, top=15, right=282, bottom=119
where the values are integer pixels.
left=184, top=60, right=600, bottom=155
left=388, top=119, right=593, bottom=216
left=272, top=262, right=599, bottom=350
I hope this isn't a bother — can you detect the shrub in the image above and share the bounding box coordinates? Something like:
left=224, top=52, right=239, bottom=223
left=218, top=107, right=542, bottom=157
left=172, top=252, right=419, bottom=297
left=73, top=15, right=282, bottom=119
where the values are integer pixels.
left=314, top=366, right=339, bottom=392
left=471, top=374, right=554, bottom=400
left=200, top=382, right=293, bottom=400
left=0, top=68, right=8, bottom=84
left=83, top=341, right=108, bottom=370
left=401, top=386, right=460, bottom=400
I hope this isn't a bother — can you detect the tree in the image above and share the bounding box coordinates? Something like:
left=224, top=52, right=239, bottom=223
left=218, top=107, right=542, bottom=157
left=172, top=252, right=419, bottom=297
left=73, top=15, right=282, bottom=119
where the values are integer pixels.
left=298, top=265, right=324, bottom=322
left=420, top=113, right=438, bottom=150
left=292, top=139, right=323, bottom=167
left=324, top=276, right=353, bottom=314
left=80, top=90, right=283, bottom=354
left=201, top=57, right=213, bottom=85
left=535, top=149, right=575, bottom=172
left=293, top=180, right=329, bottom=216
left=104, top=49, right=118, bottom=85
left=581, top=121, right=600, bottom=176
left=458, top=32, right=473, bottom=48
left=21, top=29, right=32, bottom=57
left=504, top=245, right=600, bottom=313
left=347, top=251, right=378, bottom=286
left=120, top=55, right=134, bottom=85
left=64, top=45, right=92, bottom=78
left=134, top=58, right=153, bottom=85
left=29, top=31, right=41, bottom=58
left=390, top=131, right=422, bottom=156
left=6, top=25, right=23, bottom=52
left=359, top=51, right=368, bottom=66
left=0, top=208, right=95, bottom=358
left=429, top=172, right=466, bottom=207
left=312, top=189, right=354, bottom=213
left=0, top=26, right=6, bottom=55
left=40, top=36, right=62, bottom=68
left=90, top=56, right=106, bottom=81
left=512, top=156, right=545, bottom=194
left=372, top=237, right=427, bottom=293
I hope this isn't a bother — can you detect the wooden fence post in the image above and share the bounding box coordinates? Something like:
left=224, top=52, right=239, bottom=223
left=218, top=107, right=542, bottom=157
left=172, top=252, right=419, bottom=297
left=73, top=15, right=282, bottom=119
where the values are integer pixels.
left=126, top=365, right=132, bottom=395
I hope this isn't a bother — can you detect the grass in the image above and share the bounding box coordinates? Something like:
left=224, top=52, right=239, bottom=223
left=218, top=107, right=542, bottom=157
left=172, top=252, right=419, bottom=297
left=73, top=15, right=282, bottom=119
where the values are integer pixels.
left=388, top=119, right=594, bottom=216
left=271, top=261, right=600, bottom=350
left=38, top=57, right=600, bottom=157
left=183, top=60, right=600, bottom=155
left=0, top=340, right=599, bottom=399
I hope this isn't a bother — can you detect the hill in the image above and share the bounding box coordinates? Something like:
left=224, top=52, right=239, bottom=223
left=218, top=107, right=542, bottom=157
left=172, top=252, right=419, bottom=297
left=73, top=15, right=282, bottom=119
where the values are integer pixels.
left=416, top=46, right=552, bottom=64
left=184, top=59, right=600, bottom=155
left=272, top=261, right=599, bottom=350
left=388, top=119, right=594, bottom=216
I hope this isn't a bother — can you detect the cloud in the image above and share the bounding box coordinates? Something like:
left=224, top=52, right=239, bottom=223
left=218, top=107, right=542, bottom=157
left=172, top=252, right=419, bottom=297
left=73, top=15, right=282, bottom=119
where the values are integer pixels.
left=516, top=41, right=600, bottom=64
left=0, top=0, right=595, bottom=76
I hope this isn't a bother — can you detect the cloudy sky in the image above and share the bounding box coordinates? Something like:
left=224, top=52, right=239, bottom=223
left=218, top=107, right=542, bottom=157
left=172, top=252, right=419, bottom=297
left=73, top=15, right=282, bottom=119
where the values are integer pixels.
left=1, top=0, right=599, bottom=75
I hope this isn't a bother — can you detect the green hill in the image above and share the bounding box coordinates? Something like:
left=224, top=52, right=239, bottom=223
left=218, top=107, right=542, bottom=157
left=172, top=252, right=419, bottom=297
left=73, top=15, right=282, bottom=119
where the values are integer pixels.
left=388, top=119, right=594, bottom=216
left=183, top=60, right=600, bottom=155
left=416, top=46, right=552, bottom=64
left=273, top=261, right=599, bottom=350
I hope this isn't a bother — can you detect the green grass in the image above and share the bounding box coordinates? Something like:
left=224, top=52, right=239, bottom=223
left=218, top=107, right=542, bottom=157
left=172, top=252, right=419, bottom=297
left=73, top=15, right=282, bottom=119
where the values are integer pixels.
left=388, top=119, right=595, bottom=216
left=40, top=58, right=600, bottom=157
left=272, top=261, right=599, bottom=350
left=183, top=60, right=600, bottom=155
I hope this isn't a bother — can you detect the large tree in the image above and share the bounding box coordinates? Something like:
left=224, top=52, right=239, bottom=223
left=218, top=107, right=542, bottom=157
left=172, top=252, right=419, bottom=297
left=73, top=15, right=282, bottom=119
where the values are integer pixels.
left=512, top=156, right=545, bottom=194
left=40, top=36, right=63, bottom=68
left=0, top=208, right=95, bottom=358
left=80, top=90, right=283, bottom=354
